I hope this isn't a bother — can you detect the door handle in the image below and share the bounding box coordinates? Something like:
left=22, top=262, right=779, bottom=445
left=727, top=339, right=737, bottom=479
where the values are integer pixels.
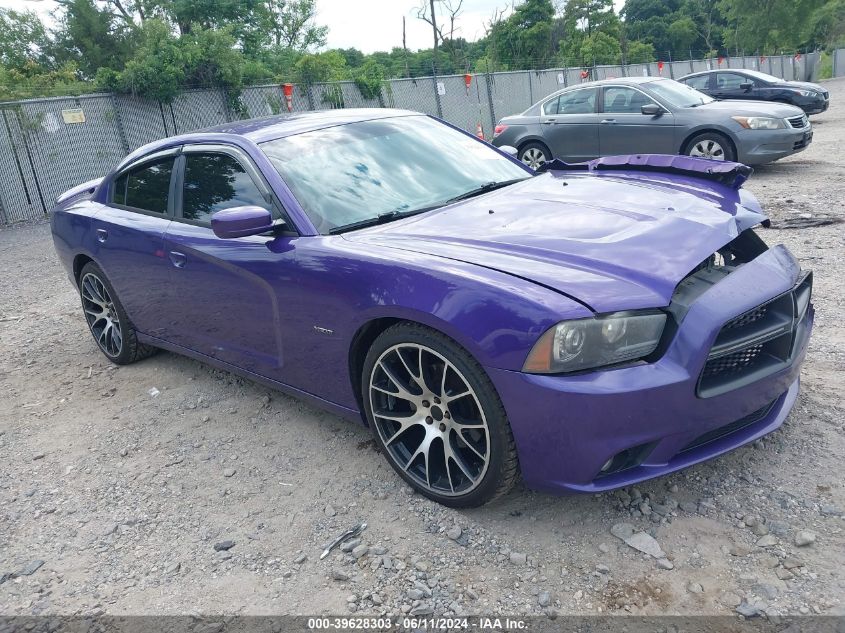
left=169, top=251, right=187, bottom=268
left=542, top=119, right=556, bottom=125
left=96, top=228, right=108, bottom=243
left=600, top=119, right=616, bottom=124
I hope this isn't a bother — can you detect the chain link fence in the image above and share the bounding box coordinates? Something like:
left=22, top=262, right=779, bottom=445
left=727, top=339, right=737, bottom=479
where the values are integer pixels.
left=0, top=51, right=830, bottom=225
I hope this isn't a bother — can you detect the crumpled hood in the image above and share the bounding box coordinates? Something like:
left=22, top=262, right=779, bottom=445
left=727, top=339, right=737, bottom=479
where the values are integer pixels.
left=344, top=171, right=768, bottom=313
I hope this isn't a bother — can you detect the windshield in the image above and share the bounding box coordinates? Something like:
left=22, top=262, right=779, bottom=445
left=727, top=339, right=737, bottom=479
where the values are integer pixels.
left=739, top=69, right=781, bottom=84
left=260, top=115, right=529, bottom=234
left=647, top=79, right=714, bottom=108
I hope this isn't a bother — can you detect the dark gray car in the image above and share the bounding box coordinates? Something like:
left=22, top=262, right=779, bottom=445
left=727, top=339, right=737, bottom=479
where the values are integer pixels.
left=491, top=77, right=812, bottom=168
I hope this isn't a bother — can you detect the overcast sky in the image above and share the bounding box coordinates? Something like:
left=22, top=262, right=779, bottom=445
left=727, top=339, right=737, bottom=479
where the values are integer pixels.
left=1, top=0, right=513, bottom=53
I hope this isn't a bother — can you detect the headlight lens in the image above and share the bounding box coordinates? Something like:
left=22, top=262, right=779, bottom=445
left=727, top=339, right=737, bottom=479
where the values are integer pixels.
left=523, top=311, right=667, bottom=374
left=732, top=116, right=786, bottom=130
left=793, top=89, right=815, bottom=97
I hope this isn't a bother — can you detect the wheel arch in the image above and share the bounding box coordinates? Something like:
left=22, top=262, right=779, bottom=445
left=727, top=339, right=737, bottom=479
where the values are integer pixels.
left=347, top=311, right=501, bottom=425
left=680, top=127, right=738, bottom=158
left=73, top=253, right=95, bottom=287
left=517, top=137, right=552, bottom=156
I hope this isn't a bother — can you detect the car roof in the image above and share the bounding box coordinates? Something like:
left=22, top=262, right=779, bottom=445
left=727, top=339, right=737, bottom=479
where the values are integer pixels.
left=196, top=108, right=421, bottom=143
left=680, top=69, right=752, bottom=78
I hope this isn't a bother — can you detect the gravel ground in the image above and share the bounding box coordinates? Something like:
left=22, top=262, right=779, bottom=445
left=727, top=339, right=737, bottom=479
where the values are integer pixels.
left=1, top=80, right=844, bottom=620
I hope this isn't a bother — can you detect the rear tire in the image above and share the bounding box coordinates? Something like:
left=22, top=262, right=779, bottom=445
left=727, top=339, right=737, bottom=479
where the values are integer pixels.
left=79, top=262, right=157, bottom=365
left=684, top=132, right=736, bottom=161
left=362, top=323, right=519, bottom=507
left=518, top=142, right=552, bottom=170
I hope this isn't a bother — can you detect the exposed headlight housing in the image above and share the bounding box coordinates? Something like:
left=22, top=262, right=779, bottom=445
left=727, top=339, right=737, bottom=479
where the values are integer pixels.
left=732, top=116, right=786, bottom=130
left=523, top=311, right=667, bottom=374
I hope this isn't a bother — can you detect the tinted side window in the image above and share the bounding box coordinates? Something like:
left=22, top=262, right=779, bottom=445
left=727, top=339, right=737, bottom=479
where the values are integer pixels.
left=182, top=153, right=268, bottom=224
left=685, top=75, right=711, bottom=91
left=542, top=96, right=560, bottom=115
left=557, top=88, right=596, bottom=114
left=603, top=87, right=655, bottom=113
left=113, top=157, right=174, bottom=214
left=716, top=73, right=747, bottom=89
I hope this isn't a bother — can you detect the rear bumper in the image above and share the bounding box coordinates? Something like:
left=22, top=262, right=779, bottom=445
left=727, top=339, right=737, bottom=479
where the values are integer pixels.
left=736, top=126, right=812, bottom=164
left=488, top=246, right=812, bottom=494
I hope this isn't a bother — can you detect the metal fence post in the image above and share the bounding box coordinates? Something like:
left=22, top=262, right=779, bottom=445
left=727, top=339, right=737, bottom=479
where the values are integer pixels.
left=111, top=94, right=130, bottom=154
left=431, top=61, right=443, bottom=118
left=485, top=66, right=496, bottom=128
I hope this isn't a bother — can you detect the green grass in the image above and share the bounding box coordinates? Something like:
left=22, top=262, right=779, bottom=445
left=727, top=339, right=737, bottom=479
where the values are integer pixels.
left=818, top=51, right=834, bottom=79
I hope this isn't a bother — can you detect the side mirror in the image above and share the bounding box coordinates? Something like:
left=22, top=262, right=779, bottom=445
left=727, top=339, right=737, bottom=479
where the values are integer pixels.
left=211, top=205, right=274, bottom=239
left=641, top=103, right=663, bottom=116
left=499, top=145, right=518, bottom=157
left=740, top=82, right=753, bottom=91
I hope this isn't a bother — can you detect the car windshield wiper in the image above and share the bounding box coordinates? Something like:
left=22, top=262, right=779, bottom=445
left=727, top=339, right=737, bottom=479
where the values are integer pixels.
left=445, top=177, right=530, bottom=203
left=328, top=178, right=530, bottom=234
left=328, top=206, right=436, bottom=235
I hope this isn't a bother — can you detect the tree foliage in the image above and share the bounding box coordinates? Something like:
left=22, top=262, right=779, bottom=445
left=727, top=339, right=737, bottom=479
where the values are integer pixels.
left=2, top=0, right=843, bottom=103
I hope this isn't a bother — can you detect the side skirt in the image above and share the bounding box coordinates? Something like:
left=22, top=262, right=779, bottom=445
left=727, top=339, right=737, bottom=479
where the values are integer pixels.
left=136, top=333, right=365, bottom=426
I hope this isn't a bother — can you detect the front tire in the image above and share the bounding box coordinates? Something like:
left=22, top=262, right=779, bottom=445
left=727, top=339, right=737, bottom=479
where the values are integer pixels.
left=362, top=323, right=519, bottom=507
left=79, top=262, right=157, bottom=365
left=684, top=132, right=736, bottom=161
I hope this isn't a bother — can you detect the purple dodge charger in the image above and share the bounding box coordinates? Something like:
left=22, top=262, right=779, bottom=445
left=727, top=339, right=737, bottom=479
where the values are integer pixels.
left=51, top=109, right=813, bottom=507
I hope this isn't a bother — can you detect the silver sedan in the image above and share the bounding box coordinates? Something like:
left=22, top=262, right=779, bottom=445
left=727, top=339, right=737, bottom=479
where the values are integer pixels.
left=491, top=77, right=812, bottom=167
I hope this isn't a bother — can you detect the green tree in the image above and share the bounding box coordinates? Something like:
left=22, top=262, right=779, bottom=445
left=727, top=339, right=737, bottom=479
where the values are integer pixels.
left=718, top=0, right=823, bottom=53
left=487, top=0, right=556, bottom=69
left=0, top=8, right=50, bottom=70
left=580, top=30, right=622, bottom=64
left=625, top=39, right=656, bottom=63
left=806, top=0, right=845, bottom=48
left=98, top=20, right=247, bottom=103
left=559, top=0, right=621, bottom=64
left=52, top=0, right=135, bottom=78
left=668, top=16, right=698, bottom=52
left=264, top=0, right=327, bottom=50
left=294, top=50, right=348, bottom=85
left=353, top=59, right=384, bottom=102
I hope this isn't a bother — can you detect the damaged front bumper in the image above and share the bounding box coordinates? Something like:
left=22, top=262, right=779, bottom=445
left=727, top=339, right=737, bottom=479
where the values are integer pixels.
left=488, top=245, right=813, bottom=494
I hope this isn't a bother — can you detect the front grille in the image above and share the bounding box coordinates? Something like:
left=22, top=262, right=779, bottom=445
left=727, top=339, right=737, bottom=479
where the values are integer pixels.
left=698, top=272, right=812, bottom=398
left=788, top=115, right=808, bottom=129
left=680, top=400, right=776, bottom=454
left=724, top=305, right=767, bottom=330
left=702, top=344, right=763, bottom=378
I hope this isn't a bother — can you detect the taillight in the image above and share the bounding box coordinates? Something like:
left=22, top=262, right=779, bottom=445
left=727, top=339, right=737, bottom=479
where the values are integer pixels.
left=493, top=123, right=508, bottom=137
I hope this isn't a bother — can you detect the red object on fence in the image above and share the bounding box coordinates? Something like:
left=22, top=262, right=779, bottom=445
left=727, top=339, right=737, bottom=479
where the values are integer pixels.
left=760, top=55, right=766, bottom=63
left=657, top=61, right=664, bottom=73
left=476, top=122, right=484, bottom=140
left=717, top=56, right=724, bottom=66
left=580, top=70, right=589, bottom=79
left=464, top=73, right=472, bottom=95
left=282, top=83, right=293, bottom=112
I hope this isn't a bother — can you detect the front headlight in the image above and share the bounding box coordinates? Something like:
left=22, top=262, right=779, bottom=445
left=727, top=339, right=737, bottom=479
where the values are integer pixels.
left=792, top=89, right=815, bottom=97
left=523, top=311, right=667, bottom=374
left=732, top=116, right=786, bottom=130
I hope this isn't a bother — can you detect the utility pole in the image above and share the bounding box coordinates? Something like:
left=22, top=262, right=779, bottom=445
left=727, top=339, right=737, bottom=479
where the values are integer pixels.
left=429, top=0, right=438, bottom=69
left=403, top=16, right=410, bottom=77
